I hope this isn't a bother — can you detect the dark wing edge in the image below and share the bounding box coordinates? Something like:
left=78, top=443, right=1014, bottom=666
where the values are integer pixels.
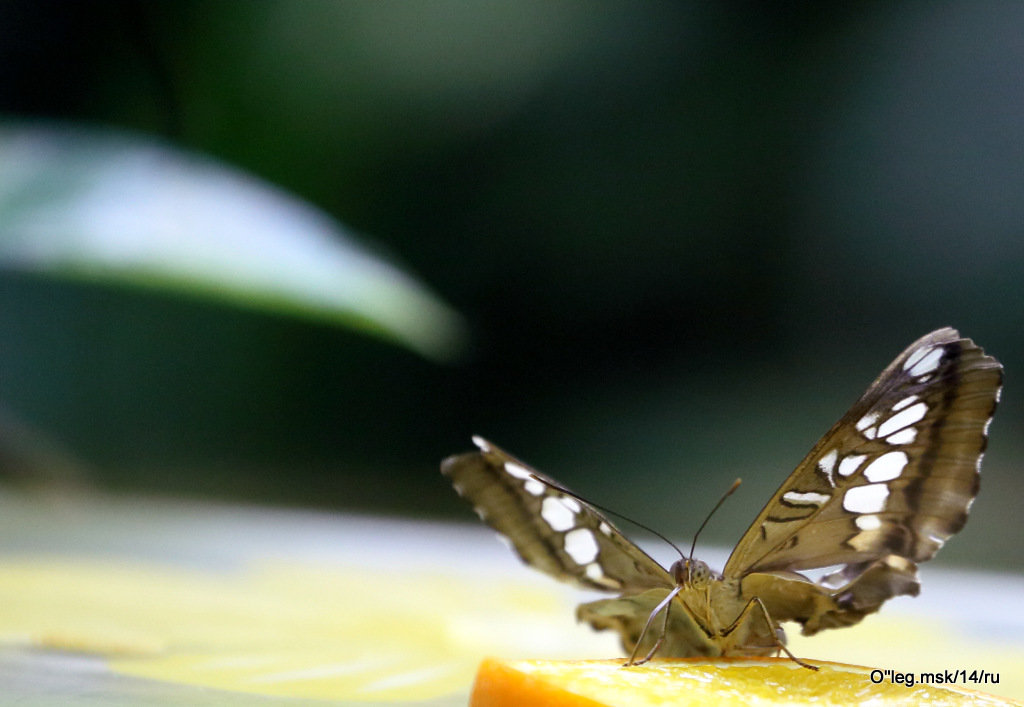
left=442, top=436, right=673, bottom=593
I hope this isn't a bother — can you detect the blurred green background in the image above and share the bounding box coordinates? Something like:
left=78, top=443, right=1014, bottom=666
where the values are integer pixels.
left=0, top=2, right=1021, bottom=568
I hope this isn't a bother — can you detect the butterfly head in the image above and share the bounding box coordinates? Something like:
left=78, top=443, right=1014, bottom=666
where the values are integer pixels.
left=671, top=557, right=712, bottom=587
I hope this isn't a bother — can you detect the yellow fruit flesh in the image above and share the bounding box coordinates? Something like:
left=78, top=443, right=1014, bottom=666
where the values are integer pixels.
left=470, top=657, right=1022, bottom=707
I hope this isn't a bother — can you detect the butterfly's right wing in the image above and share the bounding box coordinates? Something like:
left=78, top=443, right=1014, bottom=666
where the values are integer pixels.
left=442, top=436, right=674, bottom=593
left=724, top=327, right=1002, bottom=578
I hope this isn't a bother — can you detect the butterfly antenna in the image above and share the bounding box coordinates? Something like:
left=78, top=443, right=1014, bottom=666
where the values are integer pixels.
left=528, top=473, right=690, bottom=562
left=688, top=478, right=742, bottom=562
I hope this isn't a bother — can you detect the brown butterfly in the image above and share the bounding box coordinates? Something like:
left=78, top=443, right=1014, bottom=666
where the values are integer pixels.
left=441, top=328, right=1001, bottom=668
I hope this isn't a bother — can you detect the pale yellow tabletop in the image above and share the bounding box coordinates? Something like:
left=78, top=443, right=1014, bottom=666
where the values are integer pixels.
left=0, top=491, right=1021, bottom=704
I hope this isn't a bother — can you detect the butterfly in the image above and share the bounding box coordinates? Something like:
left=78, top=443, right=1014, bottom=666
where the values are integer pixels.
left=441, top=328, right=1002, bottom=667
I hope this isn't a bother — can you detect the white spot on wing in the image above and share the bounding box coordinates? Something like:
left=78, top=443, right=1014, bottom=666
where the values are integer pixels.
left=585, top=562, right=620, bottom=588
left=598, top=521, right=614, bottom=536
left=819, top=449, right=838, bottom=473
left=855, top=412, right=879, bottom=432
left=891, top=395, right=920, bottom=412
left=838, top=454, right=867, bottom=477
left=817, top=449, right=838, bottom=486
left=541, top=496, right=576, bottom=531
left=855, top=514, right=882, bottom=531
left=909, top=347, right=944, bottom=376
left=862, top=451, right=908, bottom=482
left=564, top=528, right=599, bottom=564
left=843, top=484, right=889, bottom=514
left=885, top=427, right=917, bottom=445
left=472, top=435, right=491, bottom=451
left=877, top=402, right=928, bottom=438
left=561, top=497, right=582, bottom=513
left=902, top=346, right=929, bottom=371
left=849, top=517, right=886, bottom=551
left=503, top=462, right=533, bottom=480
left=524, top=478, right=546, bottom=496
left=782, top=490, right=830, bottom=506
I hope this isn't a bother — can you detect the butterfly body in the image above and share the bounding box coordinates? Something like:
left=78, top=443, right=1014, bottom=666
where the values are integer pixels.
left=577, top=570, right=783, bottom=659
left=442, top=328, right=1001, bottom=662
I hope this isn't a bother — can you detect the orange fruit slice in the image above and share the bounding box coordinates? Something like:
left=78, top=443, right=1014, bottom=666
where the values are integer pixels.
left=469, top=657, right=1021, bottom=706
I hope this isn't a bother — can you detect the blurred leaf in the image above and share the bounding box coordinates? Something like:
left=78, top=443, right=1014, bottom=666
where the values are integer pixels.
left=0, top=122, right=466, bottom=361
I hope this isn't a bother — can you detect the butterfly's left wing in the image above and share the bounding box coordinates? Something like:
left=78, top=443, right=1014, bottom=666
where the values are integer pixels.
left=442, top=436, right=674, bottom=593
left=721, top=329, right=1001, bottom=632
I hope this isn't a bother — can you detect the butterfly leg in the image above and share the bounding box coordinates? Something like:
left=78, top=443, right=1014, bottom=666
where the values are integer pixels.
left=638, top=591, right=676, bottom=664
left=624, top=585, right=682, bottom=666
left=722, top=596, right=818, bottom=671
